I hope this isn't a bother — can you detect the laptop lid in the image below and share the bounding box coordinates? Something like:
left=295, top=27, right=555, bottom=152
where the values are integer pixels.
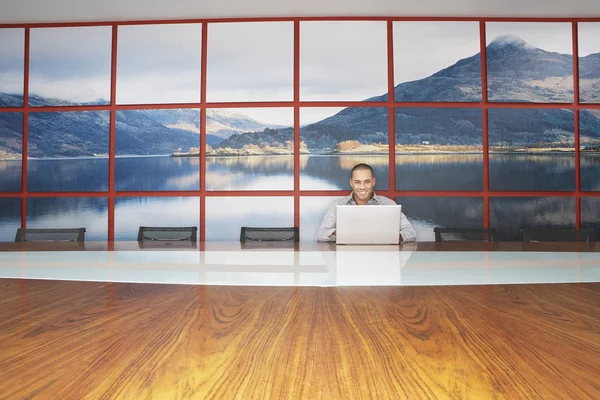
left=335, top=205, right=402, bottom=245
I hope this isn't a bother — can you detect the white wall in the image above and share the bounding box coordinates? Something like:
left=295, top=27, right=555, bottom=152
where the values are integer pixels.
left=1, top=0, right=600, bottom=24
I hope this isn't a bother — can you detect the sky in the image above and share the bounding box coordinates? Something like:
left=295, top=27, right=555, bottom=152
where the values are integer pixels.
left=393, top=21, right=480, bottom=84
left=0, top=28, right=25, bottom=95
left=578, top=22, right=600, bottom=57
left=299, top=21, right=388, bottom=101
left=206, top=22, right=294, bottom=102
left=117, top=23, right=202, bottom=104
left=1, top=21, right=599, bottom=124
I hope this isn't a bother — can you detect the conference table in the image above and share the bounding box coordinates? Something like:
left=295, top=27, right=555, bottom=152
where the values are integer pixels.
left=1, top=241, right=599, bottom=399
left=0, top=241, right=598, bottom=287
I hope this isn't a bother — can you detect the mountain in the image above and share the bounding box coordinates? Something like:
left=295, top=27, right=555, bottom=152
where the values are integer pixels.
left=2, top=35, right=600, bottom=156
left=0, top=94, right=283, bottom=157
left=206, top=109, right=286, bottom=139
left=215, top=36, right=600, bottom=152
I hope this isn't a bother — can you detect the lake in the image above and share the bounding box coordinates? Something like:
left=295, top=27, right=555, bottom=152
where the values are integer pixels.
left=0, top=154, right=598, bottom=242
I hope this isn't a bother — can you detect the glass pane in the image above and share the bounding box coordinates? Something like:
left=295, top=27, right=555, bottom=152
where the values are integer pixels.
left=115, top=109, right=200, bottom=191
left=0, top=112, right=22, bottom=191
left=578, top=22, right=600, bottom=104
left=206, top=108, right=293, bottom=190
left=27, top=197, right=108, bottom=241
left=0, top=198, right=20, bottom=242
left=117, top=24, right=202, bottom=104
left=300, top=21, right=387, bottom=101
left=489, top=108, right=574, bottom=191
left=29, top=27, right=111, bottom=106
left=207, top=22, right=293, bottom=102
left=490, top=197, right=576, bottom=241
left=300, top=107, right=389, bottom=190
left=114, top=197, right=199, bottom=241
left=395, top=108, right=482, bottom=190
left=486, top=22, right=573, bottom=103
left=396, top=196, right=484, bottom=242
left=581, top=109, right=600, bottom=191
left=393, top=22, right=481, bottom=102
left=205, top=197, right=294, bottom=241
left=581, top=197, right=600, bottom=240
left=28, top=111, right=109, bottom=192
left=0, top=28, right=24, bottom=107
left=300, top=196, right=340, bottom=241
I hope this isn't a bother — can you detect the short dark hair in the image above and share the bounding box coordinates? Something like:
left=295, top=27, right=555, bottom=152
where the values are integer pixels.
left=350, top=163, right=374, bottom=178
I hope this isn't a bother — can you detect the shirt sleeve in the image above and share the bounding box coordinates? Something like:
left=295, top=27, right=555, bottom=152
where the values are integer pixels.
left=400, top=212, right=417, bottom=243
left=316, top=201, right=338, bottom=242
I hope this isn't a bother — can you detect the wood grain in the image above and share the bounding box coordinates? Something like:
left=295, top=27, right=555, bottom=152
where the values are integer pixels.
left=0, top=279, right=599, bottom=399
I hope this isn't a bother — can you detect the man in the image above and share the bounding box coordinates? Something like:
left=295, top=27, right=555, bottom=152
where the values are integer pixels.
left=316, top=163, right=417, bottom=243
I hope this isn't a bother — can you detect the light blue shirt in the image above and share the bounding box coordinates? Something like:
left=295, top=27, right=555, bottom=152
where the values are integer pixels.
left=316, top=192, right=417, bottom=242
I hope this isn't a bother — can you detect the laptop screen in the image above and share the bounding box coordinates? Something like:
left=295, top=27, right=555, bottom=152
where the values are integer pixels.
left=335, top=205, right=402, bottom=245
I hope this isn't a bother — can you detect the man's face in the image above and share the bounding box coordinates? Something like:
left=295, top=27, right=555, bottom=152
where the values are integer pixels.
left=350, top=169, right=376, bottom=204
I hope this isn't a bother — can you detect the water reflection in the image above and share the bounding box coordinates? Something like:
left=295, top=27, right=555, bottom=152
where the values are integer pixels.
left=301, top=155, right=390, bottom=190
left=116, top=156, right=199, bottom=191
left=26, top=197, right=109, bottom=240
left=581, top=153, right=600, bottom=191
left=0, top=198, right=20, bottom=242
left=115, top=197, right=200, bottom=240
left=490, top=197, right=576, bottom=241
left=206, top=197, right=294, bottom=241
left=490, top=153, right=575, bottom=191
left=0, top=159, right=21, bottom=192
left=396, top=154, right=483, bottom=190
left=206, top=156, right=293, bottom=190
left=581, top=197, right=600, bottom=239
left=397, top=196, right=484, bottom=242
left=28, top=158, right=108, bottom=192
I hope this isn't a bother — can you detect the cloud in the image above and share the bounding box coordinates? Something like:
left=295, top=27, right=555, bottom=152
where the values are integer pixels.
left=300, top=21, right=388, bottom=101
left=29, top=26, right=111, bottom=102
left=116, top=23, right=202, bottom=104
left=486, top=22, right=573, bottom=55
left=206, top=22, right=294, bottom=102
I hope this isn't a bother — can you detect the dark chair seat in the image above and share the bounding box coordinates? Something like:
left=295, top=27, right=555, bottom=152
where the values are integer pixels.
left=240, top=227, right=299, bottom=242
left=521, top=228, right=595, bottom=242
left=137, top=226, right=197, bottom=242
left=434, top=227, right=497, bottom=242
left=15, top=228, right=86, bottom=242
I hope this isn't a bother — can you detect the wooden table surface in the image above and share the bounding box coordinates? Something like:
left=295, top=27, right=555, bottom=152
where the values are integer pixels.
left=0, top=279, right=599, bottom=399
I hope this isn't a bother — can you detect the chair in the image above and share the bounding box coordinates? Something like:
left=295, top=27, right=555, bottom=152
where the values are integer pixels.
left=434, top=227, right=497, bottom=242
left=521, top=228, right=595, bottom=242
left=240, top=227, right=299, bottom=242
left=137, top=226, right=197, bottom=242
left=15, top=228, right=86, bottom=242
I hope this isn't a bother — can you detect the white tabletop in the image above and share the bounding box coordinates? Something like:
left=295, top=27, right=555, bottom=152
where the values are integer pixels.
left=1, top=242, right=598, bottom=287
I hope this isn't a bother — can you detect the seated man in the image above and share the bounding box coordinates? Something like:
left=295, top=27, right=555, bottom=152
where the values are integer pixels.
left=317, top=163, right=416, bottom=243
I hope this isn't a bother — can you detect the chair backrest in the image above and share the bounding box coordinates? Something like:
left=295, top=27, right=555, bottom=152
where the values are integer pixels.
left=15, top=228, right=86, bottom=242
left=521, top=228, right=595, bottom=242
left=137, top=226, right=197, bottom=242
left=434, top=227, right=497, bottom=242
left=240, top=227, right=299, bottom=242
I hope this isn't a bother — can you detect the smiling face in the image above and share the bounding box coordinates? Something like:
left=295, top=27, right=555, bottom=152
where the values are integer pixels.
left=350, top=168, right=376, bottom=205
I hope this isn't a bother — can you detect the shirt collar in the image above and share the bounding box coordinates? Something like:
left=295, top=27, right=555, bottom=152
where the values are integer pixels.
left=346, top=191, right=378, bottom=205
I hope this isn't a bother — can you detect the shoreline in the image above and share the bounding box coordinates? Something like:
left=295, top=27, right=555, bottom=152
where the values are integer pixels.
left=2, top=150, right=599, bottom=161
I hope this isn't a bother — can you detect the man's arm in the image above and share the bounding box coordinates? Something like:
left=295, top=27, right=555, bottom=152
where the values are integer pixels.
left=399, top=212, right=417, bottom=243
left=316, top=202, right=338, bottom=242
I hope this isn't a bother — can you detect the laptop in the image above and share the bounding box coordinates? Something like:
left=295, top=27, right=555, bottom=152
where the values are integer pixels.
left=335, top=205, right=402, bottom=245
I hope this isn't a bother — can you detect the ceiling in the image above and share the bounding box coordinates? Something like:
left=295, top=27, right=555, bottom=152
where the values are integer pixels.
left=2, top=0, right=600, bottom=24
